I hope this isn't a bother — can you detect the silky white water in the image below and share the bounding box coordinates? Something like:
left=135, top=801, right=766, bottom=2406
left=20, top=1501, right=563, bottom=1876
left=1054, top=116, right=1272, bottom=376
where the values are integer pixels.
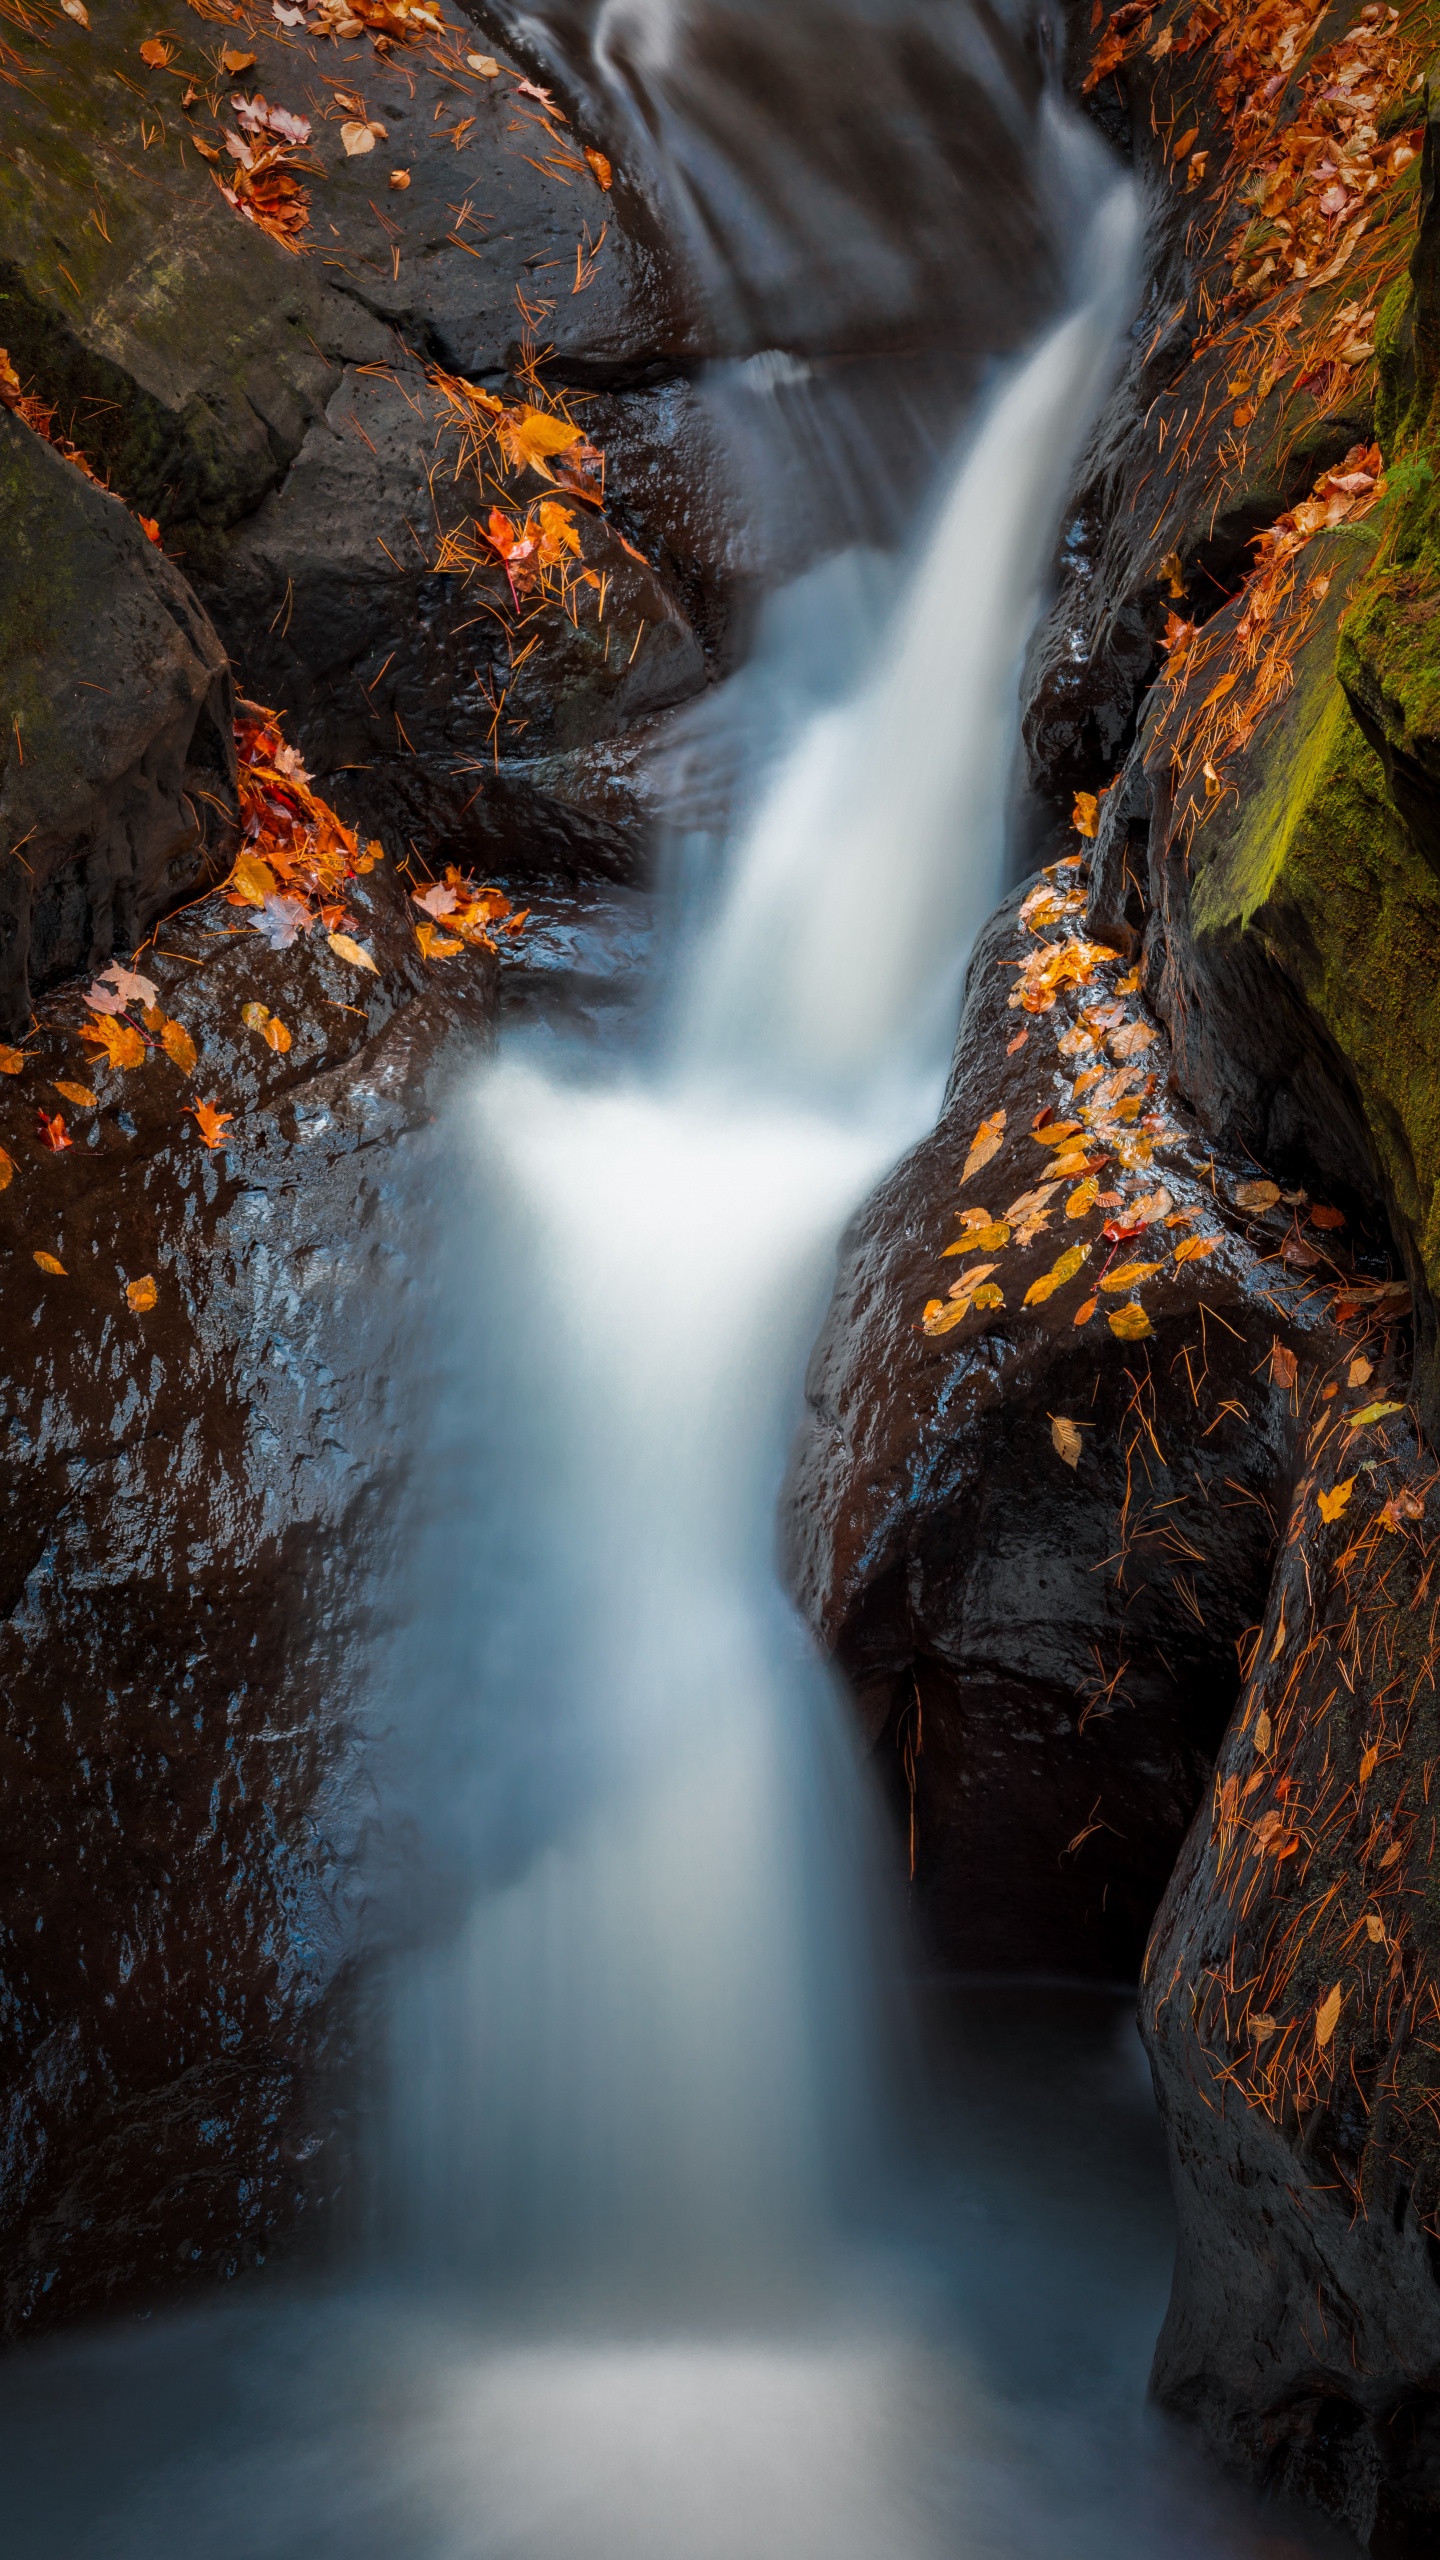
left=384, top=181, right=1141, bottom=2305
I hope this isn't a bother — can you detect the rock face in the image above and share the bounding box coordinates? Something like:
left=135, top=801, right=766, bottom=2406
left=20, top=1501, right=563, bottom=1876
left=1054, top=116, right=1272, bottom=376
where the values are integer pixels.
left=0, top=414, right=236, bottom=1031
left=0, top=851, right=497, bottom=2336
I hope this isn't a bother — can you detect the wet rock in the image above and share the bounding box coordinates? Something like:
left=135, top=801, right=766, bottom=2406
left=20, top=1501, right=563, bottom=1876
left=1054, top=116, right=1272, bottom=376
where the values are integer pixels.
left=0, top=413, right=237, bottom=1033
left=0, top=859, right=497, bottom=2337
left=788, top=875, right=1346, bottom=1978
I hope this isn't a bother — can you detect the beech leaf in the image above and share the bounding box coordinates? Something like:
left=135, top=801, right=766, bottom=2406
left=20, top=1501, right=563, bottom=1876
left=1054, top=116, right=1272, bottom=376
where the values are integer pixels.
left=1024, top=1243, right=1088, bottom=1307
left=1315, top=1983, right=1343, bottom=2048
left=1101, top=1259, right=1162, bottom=1291
left=961, top=1109, right=1005, bottom=1184
left=328, top=931, right=379, bottom=973
left=1066, top=1176, right=1099, bottom=1219
left=1108, top=1303, right=1152, bottom=1339
left=1051, top=1415, right=1082, bottom=1468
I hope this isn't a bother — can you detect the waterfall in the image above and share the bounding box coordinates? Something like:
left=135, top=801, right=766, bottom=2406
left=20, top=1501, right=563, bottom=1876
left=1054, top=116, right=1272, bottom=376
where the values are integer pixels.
left=384, top=181, right=1140, bottom=2308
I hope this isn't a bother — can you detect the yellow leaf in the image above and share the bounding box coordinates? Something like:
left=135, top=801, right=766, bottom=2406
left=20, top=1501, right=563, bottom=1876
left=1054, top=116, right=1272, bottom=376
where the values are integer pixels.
left=1315, top=1983, right=1343, bottom=2048
left=1317, top=1478, right=1354, bottom=1523
left=0, top=1147, right=12, bottom=1189
left=1174, top=1234, right=1218, bottom=1264
left=1235, top=1178, right=1280, bottom=1211
left=921, top=1296, right=970, bottom=1337
left=1364, top=1915, right=1385, bottom=1945
left=1255, top=1709, right=1272, bottom=1753
left=53, top=1080, right=95, bottom=1108
left=241, top=1003, right=271, bottom=1032
left=943, top=1220, right=1009, bottom=1256
left=1347, top=1356, right=1373, bottom=1389
left=1346, top=1400, right=1404, bottom=1431
left=33, top=1251, right=65, bottom=1275
left=497, top=404, right=586, bottom=480
left=961, top=1108, right=1005, bottom=1184
left=1130, top=1187, right=1172, bottom=1226
left=327, top=932, right=379, bottom=974
left=262, top=1015, right=292, bottom=1054
left=1359, top=1744, right=1378, bottom=1784
left=415, top=920, right=463, bottom=961
left=1051, top=1415, right=1082, bottom=1468
left=947, top=1261, right=998, bottom=1300
left=126, top=1274, right=157, bottom=1313
left=228, top=852, right=277, bottom=908
left=1024, top=1243, right=1089, bottom=1306
left=1031, top=1120, right=1082, bottom=1148
left=970, top=1282, right=1004, bottom=1311
left=1251, top=2015, right=1276, bottom=2042
left=0, top=1044, right=26, bottom=1072
left=161, top=1018, right=197, bottom=1075
left=1065, top=1177, right=1099, bottom=1219
left=79, top=1013, right=146, bottom=1070
left=1101, top=1260, right=1162, bottom=1291
left=1072, top=790, right=1099, bottom=838
left=1108, top=1303, right=1152, bottom=1340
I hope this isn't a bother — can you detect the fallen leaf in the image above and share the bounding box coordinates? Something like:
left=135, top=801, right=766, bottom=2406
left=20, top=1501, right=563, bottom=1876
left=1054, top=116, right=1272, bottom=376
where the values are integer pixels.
left=1347, top=1356, right=1374, bottom=1388
left=0, top=1044, right=24, bottom=1072
left=1031, top=1121, right=1083, bottom=1149
left=943, top=1220, right=1009, bottom=1257
left=1235, top=1178, right=1281, bottom=1211
left=1006, top=1031, right=1028, bottom=1054
left=1379, top=1488, right=1424, bottom=1532
left=53, top=1080, right=95, bottom=1108
left=390, top=168, right=411, bottom=188
left=228, top=853, right=278, bottom=908
left=947, top=1260, right=998, bottom=1301
left=1101, top=1259, right=1162, bottom=1291
left=221, top=45, right=257, bottom=71
left=161, top=1019, right=197, bottom=1074
left=1270, top=1340, right=1298, bottom=1389
left=37, top=1109, right=71, bottom=1152
left=1109, top=1020, right=1156, bottom=1061
left=251, top=896, right=311, bottom=950
left=1315, top=1984, right=1343, bottom=2049
left=61, top=0, right=90, bottom=20
left=1174, top=1234, right=1218, bottom=1264
left=495, top=403, right=586, bottom=481
left=1317, top=1478, right=1354, bottom=1523
left=328, top=930, right=378, bottom=974
left=341, top=120, right=377, bottom=153
left=1073, top=1294, right=1098, bottom=1326
left=1051, top=1415, right=1082, bottom=1468
left=188, top=1101, right=233, bottom=1149
left=80, top=1013, right=146, bottom=1070
left=1072, top=790, right=1100, bottom=838
left=584, top=146, right=612, bottom=187
left=415, top=920, right=463, bottom=961
left=140, top=35, right=175, bottom=65
left=1066, top=1177, right=1099, bottom=1219
left=1364, top=1915, right=1385, bottom=1945
left=88, top=962, right=158, bottom=1012
left=33, top=1251, right=65, bottom=1274
left=262, top=1014, right=292, bottom=1053
left=1251, top=2015, right=1276, bottom=2042
left=1310, top=1203, right=1346, bottom=1229
left=1345, top=1400, right=1404, bottom=1431
left=1004, top=1182, right=1059, bottom=1222
left=970, top=1282, right=1003, bottom=1312
left=0, top=1148, right=11, bottom=1189
left=1255, top=1709, right=1273, bottom=1754
left=1108, top=1303, right=1152, bottom=1339
left=1025, top=1244, right=1089, bottom=1306
left=126, top=1274, right=158, bottom=1313
left=514, top=74, right=565, bottom=116
left=961, top=1108, right=1005, bottom=1184
left=1360, top=1744, right=1378, bottom=1784
left=1130, top=1187, right=1173, bottom=1225
left=466, top=51, right=500, bottom=73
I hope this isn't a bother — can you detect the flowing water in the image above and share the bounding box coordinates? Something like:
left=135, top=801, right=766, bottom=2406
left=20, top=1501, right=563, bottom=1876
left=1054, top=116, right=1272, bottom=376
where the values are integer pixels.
left=0, top=7, right=1358, bottom=2555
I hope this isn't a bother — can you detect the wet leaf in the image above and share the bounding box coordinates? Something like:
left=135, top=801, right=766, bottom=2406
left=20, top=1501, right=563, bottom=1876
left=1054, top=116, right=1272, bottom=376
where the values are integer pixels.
left=1251, top=2015, right=1276, bottom=2042
left=515, top=74, right=565, bottom=115
left=53, top=1080, right=95, bottom=1108
left=1072, top=790, right=1100, bottom=838
left=1346, top=1400, right=1404, bottom=1431
left=1379, top=1488, right=1424, bottom=1532
left=1024, top=1243, right=1089, bottom=1306
left=1317, top=1478, right=1354, bottom=1523
left=1174, top=1234, right=1218, bottom=1264
left=1031, top=1121, right=1082, bottom=1149
left=88, top=963, right=158, bottom=1013
left=1108, top=1020, right=1156, bottom=1061
left=1364, top=1915, right=1385, bottom=1945
left=497, top=405, right=586, bottom=482
left=1066, top=1176, right=1100, bottom=1220
left=241, top=1003, right=271, bottom=1032
left=390, top=168, right=411, bottom=189
left=1004, top=1181, right=1058, bottom=1222
left=1107, top=1303, right=1152, bottom=1339
left=1255, top=1709, right=1272, bottom=1754
left=415, top=921, right=463, bottom=961
left=341, top=119, right=377, bottom=153
left=161, top=1019, right=197, bottom=1074
left=1235, top=1178, right=1281, bottom=1211
left=1270, top=1340, right=1298, bottom=1389
left=328, top=931, right=378, bottom=974
left=1073, top=1294, right=1098, bottom=1326
left=465, top=51, right=500, bottom=72
left=140, top=35, right=175, bottom=65
left=126, top=1274, right=157, bottom=1312
left=0, top=1147, right=12, bottom=1189
left=1315, top=1983, right=1343, bottom=2049
left=1359, top=1744, right=1378, bottom=1784
left=1347, top=1356, right=1373, bottom=1389
left=228, top=852, right=278, bottom=908
left=584, top=146, right=613, bottom=187
left=1130, top=1187, right=1173, bottom=1225
left=970, top=1282, right=1003, bottom=1312
left=62, top=0, right=90, bottom=21
left=1310, top=1203, right=1346, bottom=1229
left=33, top=1251, right=65, bottom=1274
left=946, top=1261, right=998, bottom=1301
left=1101, top=1259, right=1162, bottom=1291
left=252, top=896, right=311, bottom=951
left=37, top=1109, right=71, bottom=1152
left=0, top=1045, right=25, bottom=1072
left=263, top=1014, right=292, bottom=1054
left=1051, top=1415, right=1082, bottom=1468
left=188, top=1100, right=233, bottom=1149
left=79, top=1013, right=146, bottom=1070
left=961, top=1109, right=1005, bottom=1184
left=221, top=45, right=257, bottom=70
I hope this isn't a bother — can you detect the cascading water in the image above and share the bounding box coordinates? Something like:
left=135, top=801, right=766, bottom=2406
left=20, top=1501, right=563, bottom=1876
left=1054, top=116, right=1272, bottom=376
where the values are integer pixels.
left=383, top=178, right=1141, bottom=2311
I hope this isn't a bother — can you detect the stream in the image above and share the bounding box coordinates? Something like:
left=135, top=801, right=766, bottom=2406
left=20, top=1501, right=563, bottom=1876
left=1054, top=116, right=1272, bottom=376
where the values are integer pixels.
left=0, top=4, right=1357, bottom=2553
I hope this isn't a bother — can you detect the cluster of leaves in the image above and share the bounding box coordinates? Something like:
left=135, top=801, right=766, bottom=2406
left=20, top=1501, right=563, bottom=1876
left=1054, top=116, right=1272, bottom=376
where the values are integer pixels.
left=410, top=865, right=525, bottom=960
left=226, top=704, right=382, bottom=951
left=191, top=86, right=318, bottom=253
left=1159, top=440, right=1386, bottom=823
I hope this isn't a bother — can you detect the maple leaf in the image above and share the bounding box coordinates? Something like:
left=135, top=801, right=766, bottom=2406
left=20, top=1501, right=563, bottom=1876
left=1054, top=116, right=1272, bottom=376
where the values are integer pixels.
left=1317, top=1478, right=1354, bottom=1523
left=37, top=1109, right=71, bottom=1152
left=328, top=931, right=379, bottom=973
left=126, top=1274, right=158, bottom=1312
left=960, top=1109, right=1005, bottom=1184
left=251, top=895, right=312, bottom=949
left=80, top=1013, right=146, bottom=1070
left=188, top=1101, right=233, bottom=1149
left=88, top=963, right=159, bottom=1013
left=414, top=882, right=459, bottom=918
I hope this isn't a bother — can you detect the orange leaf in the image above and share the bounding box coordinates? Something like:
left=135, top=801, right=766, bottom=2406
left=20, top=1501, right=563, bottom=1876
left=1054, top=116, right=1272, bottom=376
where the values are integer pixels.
left=1100, top=1259, right=1162, bottom=1291
left=139, top=35, right=175, bottom=65
left=36, top=1108, right=71, bottom=1152
left=1270, top=1339, right=1298, bottom=1389
left=960, top=1108, right=1005, bottom=1184
left=0, top=1147, right=12, bottom=1190
left=161, top=1018, right=197, bottom=1074
left=1065, top=1177, right=1099, bottom=1219
left=52, top=1080, right=95, bottom=1108
left=1073, top=1294, right=1098, bottom=1326
left=1317, top=1478, right=1354, bottom=1523
left=415, top=921, right=463, bottom=960
left=1315, top=1983, right=1343, bottom=2048
left=126, top=1274, right=158, bottom=1312
left=0, top=1044, right=25, bottom=1072
left=1359, top=1744, right=1378, bottom=1785
left=221, top=44, right=256, bottom=69
left=584, top=146, right=613, bottom=187
left=188, top=1100, right=233, bottom=1149
left=1173, top=1234, right=1217, bottom=1263
left=1235, top=1178, right=1280, bottom=1211
left=79, top=1013, right=146, bottom=1070
left=262, top=1014, right=292, bottom=1054
left=1024, top=1244, right=1089, bottom=1307
left=33, top=1250, right=66, bottom=1274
